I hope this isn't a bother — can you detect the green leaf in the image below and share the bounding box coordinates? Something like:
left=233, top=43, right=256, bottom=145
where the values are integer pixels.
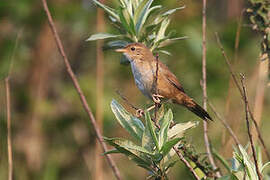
left=92, top=0, right=119, bottom=21
left=158, top=50, right=171, bottom=56
left=111, top=100, right=145, bottom=141
left=104, top=137, right=154, bottom=155
left=162, top=6, right=186, bottom=16
left=168, top=121, right=199, bottom=138
left=118, top=7, right=134, bottom=36
left=104, top=40, right=129, bottom=50
left=142, top=114, right=155, bottom=151
left=160, top=138, right=181, bottom=157
left=136, top=5, right=161, bottom=34
left=158, top=109, right=173, bottom=148
left=238, top=145, right=258, bottom=180
left=134, top=0, right=150, bottom=23
left=262, top=162, right=270, bottom=173
left=126, top=0, right=133, bottom=17
left=86, top=33, right=120, bottom=41
left=131, top=0, right=139, bottom=10
left=151, top=17, right=170, bottom=50
left=104, top=137, right=152, bottom=167
left=145, top=112, right=159, bottom=150
left=156, top=17, right=170, bottom=41
left=134, top=0, right=155, bottom=33
left=103, top=149, right=120, bottom=155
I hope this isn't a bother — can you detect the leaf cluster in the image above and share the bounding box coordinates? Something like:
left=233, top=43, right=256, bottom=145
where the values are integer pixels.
left=219, top=145, right=270, bottom=180
left=246, top=0, right=270, bottom=62
left=87, top=0, right=187, bottom=63
left=178, top=140, right=216, bottom=178
left=105, top=100, right=198, bottom=179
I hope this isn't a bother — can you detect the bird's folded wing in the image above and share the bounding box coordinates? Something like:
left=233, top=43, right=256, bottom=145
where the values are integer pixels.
left=159, top=62, right=185, bottom=93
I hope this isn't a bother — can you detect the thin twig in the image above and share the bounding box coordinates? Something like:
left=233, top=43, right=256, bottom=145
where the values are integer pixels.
left=215, top=32, right=270, bottom=161
left=202, top=0, right=220, bottom=177
left=4, top=29, right=22, bottom=180
left=116, top=90, right=139, bottom=110
left=208, top=101, right=240, bottom=146
left=240, top=74, right=262, bottom=180
left=40, top=1, right=122, bottom=179
left=173, top=147, right=201, bottom=180
left=154, top=54, right=159, bottom=123
left=5, top=77, right=12, bottom=180
left=223, top=9, right=244, bottom=156
left=215, top=33, right=243, bottom=96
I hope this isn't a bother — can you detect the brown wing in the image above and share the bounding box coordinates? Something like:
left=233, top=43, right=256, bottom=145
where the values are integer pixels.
left=159, top=61, right=185, bottom=93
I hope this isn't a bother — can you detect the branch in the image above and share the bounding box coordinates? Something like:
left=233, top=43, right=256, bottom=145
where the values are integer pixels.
left=5, top=77, right=13, bottom=180
left=240, top=74, right=262, bottom=180
left=116, top=90, right=139, bottom=110
left=154, top=54, right=159, bottom=124
left=208, top=101, right=240, bottom=146
left=173, top=147, right=201, bottom=180
left=215, top=32, right=270, bottom=161
left=201, top=0, right=220, bottom=177
left=40, top=0, right=122, bottom=179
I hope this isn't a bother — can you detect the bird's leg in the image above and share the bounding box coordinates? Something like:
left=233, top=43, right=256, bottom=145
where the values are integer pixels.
left=135, top=94, right=164, bottom=118
left=135, top=104, right=162, bottom=118
left=152, top=94, right=164, bottom=104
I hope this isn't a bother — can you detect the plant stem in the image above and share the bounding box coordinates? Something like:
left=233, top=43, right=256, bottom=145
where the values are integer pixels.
left=173, top=147, right=201, bottom=180
left=154, top=54, right=159, bottom=124
left=240, top=74, right=262, bottom=180
left=215, top=32, right=270, bottom=161
left=41, top=0, right=122, bottom=179
left=202, top=0, right=220, bottom=177
left=5, top=77, right=13, bottom=180
left=208, top=101, right=240, bottom=146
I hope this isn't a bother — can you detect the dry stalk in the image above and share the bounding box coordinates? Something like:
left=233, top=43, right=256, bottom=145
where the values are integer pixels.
left=41, top=0, right=122, bottom=179
left=208, top=101, right=240, bottom=146
left=215, top=32, right=270, bottom=161
left=202, top=0, right=220, bottom=177
left=154, top=54, right=159, bottom=124
left=5, top=77, right=13, bottom=180
left=173, top=147, right=201, bottom=180
left=240, top=74, right=262, bottom=180
left=223, top=9, right=244, bottom=148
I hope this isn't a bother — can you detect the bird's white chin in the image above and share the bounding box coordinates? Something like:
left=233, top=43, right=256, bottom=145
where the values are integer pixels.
left=123, top=53, right=134, bottom=62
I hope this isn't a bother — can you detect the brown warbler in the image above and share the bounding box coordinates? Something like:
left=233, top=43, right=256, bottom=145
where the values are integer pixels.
left=116, top=43, right=212, bottom=121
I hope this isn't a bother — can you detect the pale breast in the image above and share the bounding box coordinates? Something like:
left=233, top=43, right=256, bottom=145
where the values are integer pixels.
left=130, top=61, right=154, bottom=99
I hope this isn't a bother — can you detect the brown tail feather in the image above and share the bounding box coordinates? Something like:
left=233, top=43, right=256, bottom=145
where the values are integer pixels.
left=174, top=93, right=212, bottom=121
left=186, top=102, right=212, bottom=121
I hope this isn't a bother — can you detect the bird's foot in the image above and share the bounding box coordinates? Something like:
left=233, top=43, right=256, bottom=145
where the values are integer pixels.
left=136, top=109, right=145, bottom=118
left=152, top=94, right=164, bottom=104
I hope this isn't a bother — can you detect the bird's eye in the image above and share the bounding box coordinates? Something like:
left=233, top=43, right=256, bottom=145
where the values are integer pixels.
left=131, top=47, right=135, bottom=51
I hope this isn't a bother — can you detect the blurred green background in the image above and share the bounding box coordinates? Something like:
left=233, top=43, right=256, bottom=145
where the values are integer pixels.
left=0, top=0, right=269, bottom=179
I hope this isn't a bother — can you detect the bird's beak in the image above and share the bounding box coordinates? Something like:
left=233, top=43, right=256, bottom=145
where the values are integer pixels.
left=115, top=48, right=126, bottom=53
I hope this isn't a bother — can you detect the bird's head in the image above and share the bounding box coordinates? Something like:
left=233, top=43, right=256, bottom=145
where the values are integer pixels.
left=115, top=43, right=153, bottom=62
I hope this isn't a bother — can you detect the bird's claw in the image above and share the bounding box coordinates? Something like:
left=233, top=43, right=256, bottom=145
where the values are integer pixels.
left=152, top=94, right=163, bottom=104
left=136, top=109, right=144, bottom=118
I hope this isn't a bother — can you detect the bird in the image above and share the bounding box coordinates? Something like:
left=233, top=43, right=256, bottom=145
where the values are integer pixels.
left=115, top=43, right=212, bottom=121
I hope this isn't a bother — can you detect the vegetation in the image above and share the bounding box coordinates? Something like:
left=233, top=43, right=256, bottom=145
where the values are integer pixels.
left=0, top=0, right=269, bottom=179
